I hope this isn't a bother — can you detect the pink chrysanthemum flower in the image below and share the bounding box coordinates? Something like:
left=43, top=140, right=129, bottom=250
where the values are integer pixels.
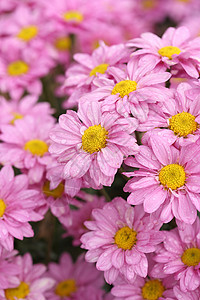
left=86, top=57, right=171, bottom=122
left=0, top=165, right=41, bottom=252
left=64, top=192, right=106, bottom=246
left=49, top=101, right=138, bottom=188
left=0, top=94, right=54, bottom=127
left=44, top=0, right=105, bottom=35
left=44, top=253, right=104, bottom=300
left=124, top=141, right=200, bottom=224
left=0, top=250, right=20, bottom=290
left=2, top=5, right=53, bottom=50
left=152, top=217, right=200, bottom=292
left=81, top=197, right=163, bottom=284
left=0, top=116, right=55, bottom=183
left=0, top=39, right=54, bottom=99
left=0, top=253, right=55, bottom=300
left=62, top=41, right=129, bottom=108
left=111, top=274, right=176, bottom=300
left=138, top=82, right=200, bottom=146
left=128, top=26, right=200, bottom=78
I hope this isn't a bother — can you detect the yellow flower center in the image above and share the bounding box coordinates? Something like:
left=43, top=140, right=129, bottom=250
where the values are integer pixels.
left=111, top=80, right=137, bottom=98
left=158, top=46, right=181, bottom=60
left=90, top=63, right=109, bottom=76
left=63, top=10, right=83, bottom=23
left=17, top=25, right=38, bottom=42
left=24, top=139, right=48, bottom=156
left=82, top=125, right=108, bottom=154
left=10, top=112, right=23, bottom=125
left=55, top=279, right=76, bottom=297
left=169, top=112, right=198, bottom=137
left=159, top=164, right=186, bottom=190
left=0, top=199, right=6, bottom=218
left=43, top=181, right=64, bottom=199
left=54, top=37, right=71, bottom=51
left=177, top=0, right=190, bottom=2
left=181, top=248, right=200, bottom=267
left=5, top=282, right=30, bottom=300
left=142, top=279, right=165, bottom=300
left=114, top=226, right=137, bottom=250
left=142, top=0, right=157, bottom=9
left=7, top=61, right=29, bottom=76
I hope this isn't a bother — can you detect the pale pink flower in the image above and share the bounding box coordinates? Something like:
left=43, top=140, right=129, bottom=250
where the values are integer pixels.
left=62, top=41, right=129, bottom=108
left=162, top=0, right=200, bottom=22
left=0, top=250, right=20, bottom=289
left=0, top=39, right=54, bottom=100
left=49, top=101, right=138, bottom=188
left=152, top=218, right=200, bottom=292
left=45, top=253, right=104, bottom=300
left=64, top=192, right=106, bottom=246
left=86, top=57, right=171, bottom=122
left=0, top=94, right=54, bottom=128
left=43, top=0, right=106, bottom=35
left=124, top=141, right=200, bottom=224
left=128, top=27, right=200, bottom=78
left=0, top=116, right=55, bottom=183
left=138, top=82, right=200, bottom=147
left=2, top=5, right=54, bottom=50
left=0, top=253, right=55, bottom=300
left=111, top=274, right=176, bottom=300
left=81, top=197, right=163, bottom=284
left=0, top=165, right=41, bottom=252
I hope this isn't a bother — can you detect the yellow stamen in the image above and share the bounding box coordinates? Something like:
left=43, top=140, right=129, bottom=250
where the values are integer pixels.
left=159, top=164, right=186, bottom=190
left=43, top=181, right=64, bottom=199
left=112, top=80, right=137, bottom=98
left=17, top=25, right=38, bottom=42
left=181, top=248, right=200, bottom=267
left=114, top=226, right=137, bottom=250
left=142, top=279, right=165, bottom=300
left=55, top=279, right=76, bottom=297
left=169, top=112, right=198, bottom=137
left=82, top=125, right=108, bottom=154
left=24, top=139, right=48, bottom=156
left=90, top=64, right=109, bottom=76
left=10, top=113, right=23, bottom=125
left=142, top=0, right=157, bottom=9
left=63, top=11, right=83, bottom=23
left=158, top=46, right=181, bottom=60
left=7, top=61, right=29, bottom=76
left=5, top=282, right=30, bottom=300
left=54, top=37, right=71, bottom=51
left=0, top=199, right=6, bottom=218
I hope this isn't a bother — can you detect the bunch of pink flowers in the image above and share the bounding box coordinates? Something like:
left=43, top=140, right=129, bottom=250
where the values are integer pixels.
left=1, top=0, right=200, bottom=299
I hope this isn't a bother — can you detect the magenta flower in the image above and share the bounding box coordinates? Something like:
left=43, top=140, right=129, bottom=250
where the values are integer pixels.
left=0, top=116, right=55, bottom=183
left=152, top=218, right=200, bottom=292
left=138, top=82, right=200, bottom=147
left=81, top=198, right=163, bottom=284
left=49, top=101, right=138, bottom=188
left=0, top=253, right=55, bottom=300
left=0, top=165, right=41, bottom=252
left=86, top=57, right=171, bottom=122
left=128, top=26, right=200, bottom=78
left=124, top=141, right=200, bottom=224
left=45, top=253, right=104, bottom=300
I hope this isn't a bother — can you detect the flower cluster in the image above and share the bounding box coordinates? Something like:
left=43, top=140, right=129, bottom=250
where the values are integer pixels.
left=1, top=0, right=200, bottom=299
